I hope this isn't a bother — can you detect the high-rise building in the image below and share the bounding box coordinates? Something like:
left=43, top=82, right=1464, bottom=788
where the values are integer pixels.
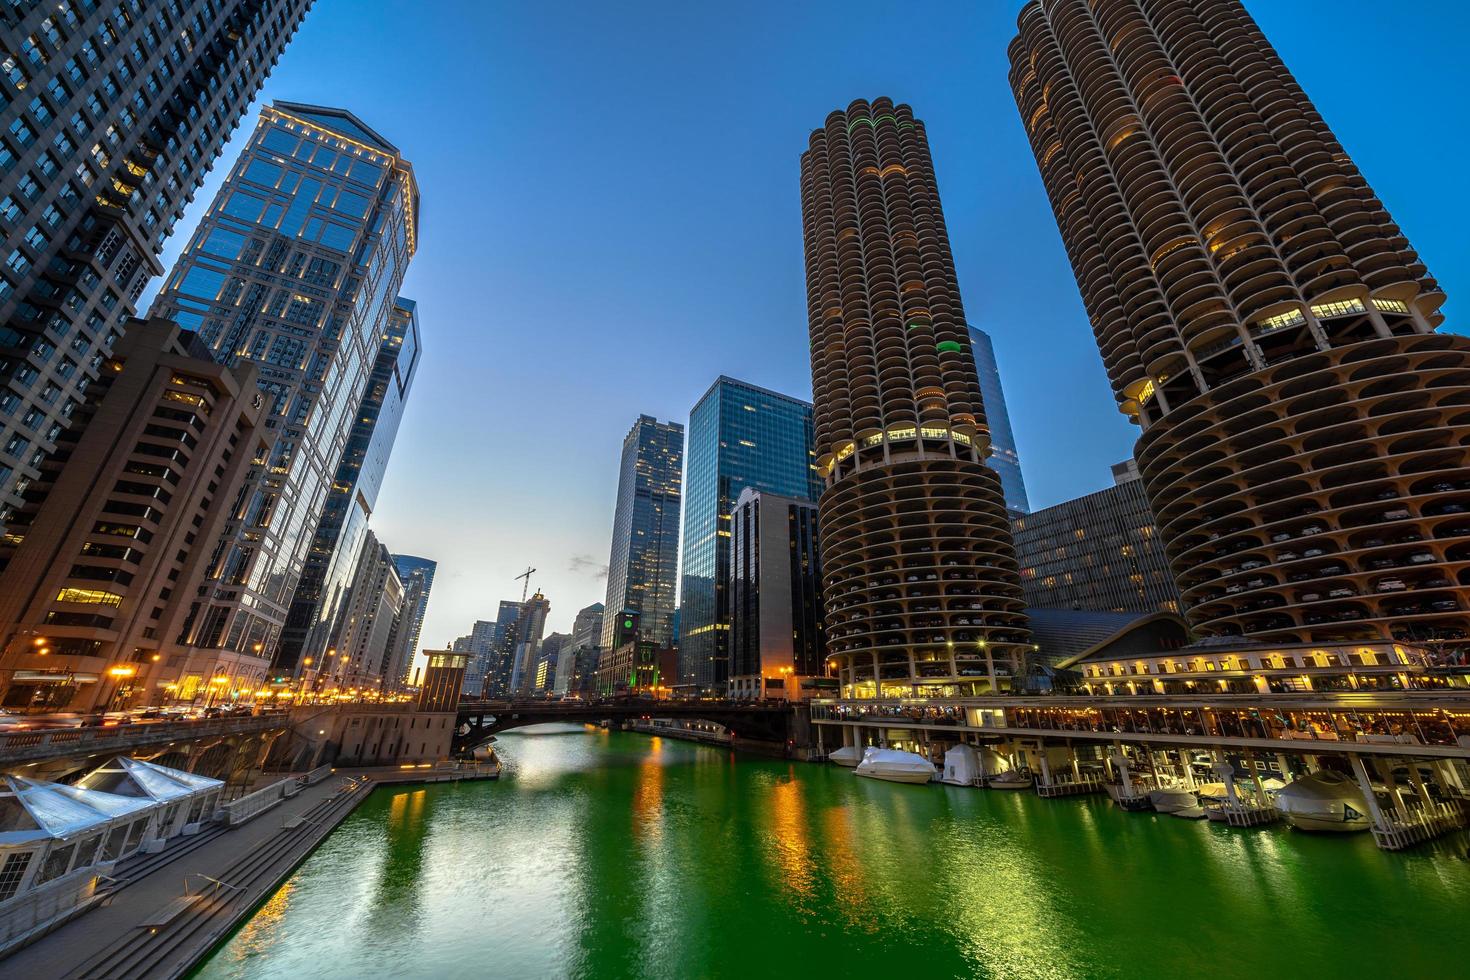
left=384, top=554, right=434, bottom=689
left=728, top=488, right=829, bottom=700
left=601, top=415, right=682, bottom=650
left=459, top=618, right=498, bottom=698
left=679, top=377, right=820, bottom=692
left=148, top=101, right=417, bottom=676
left=278, top=297, right=420, bottom=674
left=1012, top=462, right=1179, bottom=615
left=969, top=327, right=1029, bottom=514
left=801, top=98, right=1030, bottom=698
left=0, top=0, right=313, bottom=526
left=480, top=599, right=521, bottom=698
left=1009, top=0, right=1468, bottom=648
left=553, top=601, right=603, bottom=695
left=509, top=590, right=549, bottom=696
left=534, top=632, right=568, bottom=694
left=0, top=317, right=266, bottom=711
left=328, top=530, right=401, bottom=689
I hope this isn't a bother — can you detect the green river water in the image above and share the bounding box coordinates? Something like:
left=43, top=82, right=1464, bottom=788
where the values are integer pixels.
left=193, top=726, right=1470, bottom=980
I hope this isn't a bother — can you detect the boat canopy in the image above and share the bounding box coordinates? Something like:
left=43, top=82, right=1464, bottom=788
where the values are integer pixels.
left=943, top=744, right=981, bottom=783
left=76, top=757, right=223, bottom=803
left=0, top=775, right=152, bottom=846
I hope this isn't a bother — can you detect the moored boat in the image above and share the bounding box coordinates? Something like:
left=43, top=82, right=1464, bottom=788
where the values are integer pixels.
left=1149, top=786, right=1205, bottom=819
left=1275, top=771, right=1372, bottom=832
left=827, top=745, right=863, bottom=768
left=853, top=747, right=936, bottom=784
left=988, top=769, right=1033, bottom=790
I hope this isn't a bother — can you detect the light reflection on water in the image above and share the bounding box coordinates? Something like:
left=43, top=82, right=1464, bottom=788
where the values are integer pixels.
left=194, top=729, right=1470, bottom=980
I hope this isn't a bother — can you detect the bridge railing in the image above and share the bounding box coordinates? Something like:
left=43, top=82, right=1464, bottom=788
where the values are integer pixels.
left=0, top=712, right=288, bottom=765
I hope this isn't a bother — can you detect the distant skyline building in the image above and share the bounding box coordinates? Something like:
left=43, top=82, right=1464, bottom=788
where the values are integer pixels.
left=801, top=98, right=1029, bottom=698
left=968, top=327, right=1029, bottom=514
left=1009, top=0, right=1467, bottom=647
left=509, top=590, right=549, bottom=695
left=460, top=618, right=498, bottom=697
left=601, top=415, right=682, bottom=651
left=148, top=100, right=417, bottom=677
left=278, top=297, right=420, bottom=675
left=481, top=599, right=522, bottom=698
left=728, top=488, right=829, bottom=700
left=0, top=0, right=312, bottom=526
left=679, top=377, right=820, bottom=692
left=1012, top=462, right=1180, bottom=616
left=329, top=530, right=402, bottom=689
left=553, top=601, right=603, bottom=695
left=534, top=632, right=569, bottom=694
left=385, top=554, right=434, bottom=689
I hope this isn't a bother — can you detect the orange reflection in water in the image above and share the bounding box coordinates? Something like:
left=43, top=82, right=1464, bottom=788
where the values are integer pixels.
left=631, top=736, right=664, bottom=844
left=227, top=879, right=296, bottom=963
left=767, top=773, right=815, bottom=900
left=819, top=804, right=875, bottom=932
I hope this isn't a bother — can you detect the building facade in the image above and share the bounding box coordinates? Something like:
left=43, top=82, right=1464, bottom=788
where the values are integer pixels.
left=679, top=377, right=820, bottom=692
left=327, top=530, right=401, bottom=690
left=801, top=98, right=1030, bottom=698
left=384, top=553, right=434, bottom=689
left=278, top=296, right=419, bottom=674
left=459, top=618, right=497, bottom=698
left=508, top=590, right=549, bottom=696
left=600, top=415, right=682, bottom=650
left=533, top=632, right=568, bottom=694
left=969, top=327, right=1029, bottom=514
left=1012, top=463, right=1180, bottom=615
left=728, top=488, right=829, bottom=700
left=1009, top=0, right=1467, bottom=648
left=553, top=601, right=603, bottom=695
left=147, top=101, right=417, bottom=679
left=0, top=317, right=266, bottom=711
left=0, top=0, right=312, bottom=526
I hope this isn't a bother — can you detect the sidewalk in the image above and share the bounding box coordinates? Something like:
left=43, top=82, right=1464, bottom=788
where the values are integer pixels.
left=3, top=774, right=372, bottom=979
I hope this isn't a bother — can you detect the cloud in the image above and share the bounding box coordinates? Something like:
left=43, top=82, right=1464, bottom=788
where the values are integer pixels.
left=568, top=554, right=609, bottom=578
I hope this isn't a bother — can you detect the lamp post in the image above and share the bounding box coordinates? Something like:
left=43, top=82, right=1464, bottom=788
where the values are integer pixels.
left=104, top=664, right=137, bottom=713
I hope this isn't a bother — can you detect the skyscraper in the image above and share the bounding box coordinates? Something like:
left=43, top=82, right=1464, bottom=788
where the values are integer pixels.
left=148, top=101, right=417, bottom=674
left=679, top=377, right=820, bottom=691
left=277, top=296, right=420, bottom=674
left=481, top=598, right=522, bottom=698
left=601, top=415, right=682, bottom=650
left=801, top=98, right=1030, bottom=698
left=328, top=530, right=402, bottom=689
left=1009, top=0, right=1467, bottom=647
left=969, top=327, right=1029, bottom=514
left=460, top=618, right=498, bottom=698
left=509, top=590, right=549, bottom=696
left=0, top=0, right=312, bottom=525
left=385, top=554, right=434, bottom=688
left=553, top=601, right=603, bottom=695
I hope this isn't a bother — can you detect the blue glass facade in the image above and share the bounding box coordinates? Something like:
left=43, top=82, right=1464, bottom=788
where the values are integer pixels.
left=969, top=327, right=1029, bottom=514
left=278, top=297, right=420, bottom=673
left=601, top=416, right=683, bottom=651
left=386, top=554, right=436, bottom=688
left=678, top=378, right=820, bottom=690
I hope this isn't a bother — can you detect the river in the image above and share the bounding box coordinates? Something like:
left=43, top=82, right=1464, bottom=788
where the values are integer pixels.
left=194, top=726, right=1470, bottom=979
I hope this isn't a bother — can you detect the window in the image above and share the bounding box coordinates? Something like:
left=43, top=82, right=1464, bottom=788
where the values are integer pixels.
left=55, top=586, right=124, bottom=606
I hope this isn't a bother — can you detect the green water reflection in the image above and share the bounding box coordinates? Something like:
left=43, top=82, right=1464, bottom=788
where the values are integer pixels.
left=195, top=727, right=1470, bottom=979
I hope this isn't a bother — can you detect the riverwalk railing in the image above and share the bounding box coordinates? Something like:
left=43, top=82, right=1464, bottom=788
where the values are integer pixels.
left=0, top=863, right=111, bottom=956
left=0, top=713, right=287, bottom=764
left=219, top=775, right=299, bottom=827
left=1373, top=798, right=1469, bottom=851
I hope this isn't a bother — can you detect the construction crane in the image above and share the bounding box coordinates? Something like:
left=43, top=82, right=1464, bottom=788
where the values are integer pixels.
left=515, top=566, right=536, bottom=603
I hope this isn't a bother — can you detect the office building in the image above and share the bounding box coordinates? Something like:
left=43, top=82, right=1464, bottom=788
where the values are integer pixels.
left=801, top=98, right=1030, bottom=698
left=148, top=101, right=417, bottom=676
left=458, top=618, right=497, bottom=699
left=327, top=531, right=401, bottom=689
left=553, top=601, right=603, bottom=695
left=728, top=488, right=830, bottom=700
left=384, top=553, right=434, bottom=689
left=679, top=377, right=819, bottom=692
left=1012, top=462, right=1180, bottom=615
left=508, top=590, right=549, bottom=696
left=0, top=0, right=312, bottom=526
left=0, top=317, right=266, bottom=711
left=278, top=297, right=420, bottom=674
left=601, top=415, right=682, bottom=650
left=1010, top=0, right=1468, bottom=646
left=534, top=632, right=568, bottom=694
left=969, top=327, right=1029, bottom=514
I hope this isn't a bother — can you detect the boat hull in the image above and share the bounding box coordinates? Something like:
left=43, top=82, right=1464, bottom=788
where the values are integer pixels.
left=855, top=767, right=936, bottom=784
left=988, top=775, right=1032, bottom=790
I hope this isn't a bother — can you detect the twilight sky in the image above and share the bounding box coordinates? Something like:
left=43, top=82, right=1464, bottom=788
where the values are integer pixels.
left=142, top=1, right=1468, bottom=644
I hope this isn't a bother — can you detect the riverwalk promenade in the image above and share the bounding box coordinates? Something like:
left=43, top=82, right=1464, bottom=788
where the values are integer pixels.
left=3, top=764, right=495, bottom=979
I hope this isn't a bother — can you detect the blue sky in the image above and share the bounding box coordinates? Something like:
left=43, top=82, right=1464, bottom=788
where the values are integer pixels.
left=143, top=1, right=1469, bottom=642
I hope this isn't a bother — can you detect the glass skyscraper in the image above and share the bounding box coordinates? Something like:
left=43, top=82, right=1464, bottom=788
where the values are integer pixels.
left=601, top=415, right=682, bottom=651
left=277, top=296, right=420, bottom=674
left=0, top=0, right=312, bottom=526
left=386, top=553, right=435, bottom=688
left=678, top=378, right=820, bottom=691
left=149, top=101, right=416, bottom=672
left=968, top=327, right=1029, bottom=514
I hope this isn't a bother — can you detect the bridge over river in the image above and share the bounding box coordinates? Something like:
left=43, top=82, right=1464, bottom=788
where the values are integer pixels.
left=454, top=698, right=800, bottom=754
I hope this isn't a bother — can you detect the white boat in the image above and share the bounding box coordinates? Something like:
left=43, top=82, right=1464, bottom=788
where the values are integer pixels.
left=854, top=747, right=936, bottom=784
left=988, top=769, right=1033, bottom=790
left=827, top=745, right=863, bottom=768
left=940, top=744, right=982, bottom=786
left=1149, top=786, right=1205, bottom=819
left=1275, top=771, right=1372, bottom=832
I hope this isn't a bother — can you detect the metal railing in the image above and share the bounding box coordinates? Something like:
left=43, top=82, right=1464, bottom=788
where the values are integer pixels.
left=0, top=712, right=289, bottom=764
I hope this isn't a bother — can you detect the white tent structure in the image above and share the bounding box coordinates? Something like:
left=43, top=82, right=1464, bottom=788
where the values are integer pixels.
left=75, top=757, right=223, bottom=841
left=941, top=745, right=982, bottom=786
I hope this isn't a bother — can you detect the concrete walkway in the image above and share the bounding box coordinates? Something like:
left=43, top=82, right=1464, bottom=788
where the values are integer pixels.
left=3, top=773, right=372, bottom=979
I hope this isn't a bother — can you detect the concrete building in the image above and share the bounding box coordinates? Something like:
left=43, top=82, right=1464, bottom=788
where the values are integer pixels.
left=384, top=554, right=435, bottom=689
left=326, top=531, right=402, bottom=690
left=1010, top=0, right=1469, bottom=649
left=534, top=632, right=568, bottom=694
left=278, top=297, right=420, bottom=675
left=147, top=101, right=417, bottom=686
left=508, top=591, right=549, bottom=696
left=1012, top=463, right=1180, bottom=616
left=969, top=327, right=1029, bottom=514
left=553, top=601, right=604, bottom=695
left=0, top=0, right=312, bottom=527
left=801, top=98, right=1030, bottom=698
left=601, top=416, right=682, bottom=650
left=0, top=317, right=266, bottom=711
left=728, top=488, right=830, bottom=700
left=679, top=377, right=820, bottom=693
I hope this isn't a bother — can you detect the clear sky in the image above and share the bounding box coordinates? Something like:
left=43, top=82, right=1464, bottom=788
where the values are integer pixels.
left=142, top=0, right=1468, bottom=644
